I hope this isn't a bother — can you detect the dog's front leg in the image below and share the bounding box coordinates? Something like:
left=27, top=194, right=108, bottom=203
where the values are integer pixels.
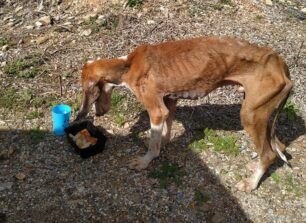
left=129, top=122, right=164, bottom=170
left=129, top=97, right=169, bottom=170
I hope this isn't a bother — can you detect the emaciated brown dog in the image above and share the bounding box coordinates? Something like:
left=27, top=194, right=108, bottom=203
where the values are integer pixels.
left=77, top=37, right=293, bottom=192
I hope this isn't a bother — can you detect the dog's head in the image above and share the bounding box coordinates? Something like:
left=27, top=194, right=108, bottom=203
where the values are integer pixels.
left=76, top=58, right=129, bottom=120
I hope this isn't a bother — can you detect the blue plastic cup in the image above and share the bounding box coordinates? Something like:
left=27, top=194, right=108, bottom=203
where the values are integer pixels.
left=52, top=104, right=71, bottom=136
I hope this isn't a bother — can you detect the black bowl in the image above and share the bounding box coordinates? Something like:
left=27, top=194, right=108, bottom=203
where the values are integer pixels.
left=64, top=120, right=107, bottom=158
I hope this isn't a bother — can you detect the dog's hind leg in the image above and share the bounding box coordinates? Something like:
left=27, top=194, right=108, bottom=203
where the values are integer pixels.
left=161, top=98, right=177, bottom=147
left=236, top=72, right=292, bottom=192
left=129, top=95, right=169, bottom=170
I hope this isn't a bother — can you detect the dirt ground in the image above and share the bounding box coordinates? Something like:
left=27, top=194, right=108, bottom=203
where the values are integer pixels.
left=0, top=0, right=305, bottom=222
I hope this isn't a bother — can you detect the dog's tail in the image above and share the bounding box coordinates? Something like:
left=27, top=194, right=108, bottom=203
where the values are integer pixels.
left=270, top=64, right=292, bottom=164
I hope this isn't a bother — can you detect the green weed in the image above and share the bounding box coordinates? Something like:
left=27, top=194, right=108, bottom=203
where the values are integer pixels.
left=188, top=139, right=207, bottom=153
left=111, top=90, right=126, bottom=107
left=114, top=113, right=125, bottom=126
left=3, top=55, right=44, bottom=78
left=0, top=37, right=8, bottom=47
left=29, top=127, right=46, bottom=144
left=271, top=172, right=281, bottom=183
left=0, top=88, right=17, bottom=109
left=284, top=173, right=301, bottom=196
left=210, top=0, right=232, bottom=10
left=149, top=161, right=185, bottom=188
left=194, top=189, right=210, bottom=206
left=126, top=0, right=143, bottom=8
left=26, top=111, right=44, bottom=120
left=189, top=128, right=239, bottom=156
left=256, top=15, right=264, bottom=20
left=283, top=99, right=298, bottom=120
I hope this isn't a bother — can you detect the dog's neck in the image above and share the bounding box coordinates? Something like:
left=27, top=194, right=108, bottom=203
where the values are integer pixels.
left=104, top=58, right=130, bottom=85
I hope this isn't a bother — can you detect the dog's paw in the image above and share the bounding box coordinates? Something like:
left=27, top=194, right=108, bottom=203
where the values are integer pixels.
left=129, top=156, right=149, bottom=171
left=235, top=178, right=256, bottom=192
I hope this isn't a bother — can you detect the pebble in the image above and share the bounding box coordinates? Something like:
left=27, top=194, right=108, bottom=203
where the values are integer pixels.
left=38, top=15, right=51, bottom=25
left=15, top=173, right=26, bottom=181
left=83, top=13, right=97, bottom=22
left=36, top=36, right=49, bottom=44
left=0, top=182, right=13, bottom=192
left=80, top=29, right=92, bottom=36
left=301, top=8, right=306, bottom=15
left=147, top=20, right=155, bottom=25
left=211, top=212, right=226, bottom=223
left=2, top=45, right=8, bottom=51
left=251, top=152, right=258, bottom=159
left=123, top=122, right=130, bottom=129
left=35, top=21, right=43, bottom=27
left=264, top=0, right=273, bottom=6
left=25, top=25, right=34, bottom=29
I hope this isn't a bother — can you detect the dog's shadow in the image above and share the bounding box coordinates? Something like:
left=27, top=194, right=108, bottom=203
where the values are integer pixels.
left=130, top=103, right=305, bottom=147
left=129, top=103, right=305, bottom=186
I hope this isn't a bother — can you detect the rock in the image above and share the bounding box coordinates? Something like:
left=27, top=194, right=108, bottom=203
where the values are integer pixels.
left=264, top=0, right=273, bottom=6
left=25, top=25, right=34, bottom=29
left=15, top=173, right=26, bottom=181
left=15, top=6, right=23, bottom=13
left=83, top=13, right=97, bottom=22
left=81, top=29, right=92, bottom=36
left=147, top=20, right=155, bottom=24
left=2, top=45, right=8, bottom=51
left=251, top=152, right=258, bottom=159
left=211, top=212, right=226, bottom=223
left=38, top=15, right=51, bottom=26
left=0, top=61, right=6, bottom=67
left=36, top=36, right=49, bottom=44
left=35, top=21, right=43, bottom=27
left=301, top=8, right=306, bottom=15
left=0, top=182, right=13, bottom=191
left=123, top=122, right=130, bottom=129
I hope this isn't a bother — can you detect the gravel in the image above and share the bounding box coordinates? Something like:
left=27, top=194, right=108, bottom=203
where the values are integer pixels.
left=0, top=0, right=305, bottom=222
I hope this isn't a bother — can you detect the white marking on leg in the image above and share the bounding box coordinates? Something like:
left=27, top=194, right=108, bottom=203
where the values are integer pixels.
left=238, top=86, right=245, bottom=93
left=129, top=122, right=164, bottom=170
left=118, top=55, right=128, bottom=60
left=162, top=121, right=168, bottom=137
left=103, top=83, right=116, bottom=92
left=121, top=82, right=134, bottom=93
left=151, top=123, right=163, bottom=131
left=250, top=164, right=265, bottom=187
left=87, top=60, right=94, bottom=64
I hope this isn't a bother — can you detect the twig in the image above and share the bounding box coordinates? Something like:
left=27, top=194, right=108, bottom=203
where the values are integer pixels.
left=148, top=21, right=164, bottom=35
left=293, top=40, right=304, bottom=67
left=59, top=75, right=63, bottom=96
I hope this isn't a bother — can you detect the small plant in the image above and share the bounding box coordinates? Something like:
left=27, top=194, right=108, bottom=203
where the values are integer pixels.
left=29, top=127, right=46, bottom=144
left=26, top=111, right=43, bottom=120
left=149, top=161, right=185, bottom=188
left=210, top=3, right=223, bottom=10
left=194, top=189, right=210, bottom=206
left=256, top=15, right=264, bottom=20
left=189, top=128, right=239, bottom=156
left=220, top=0, right=232, bottom=5
left=283, top=99, right=298, bottom=120
left=188, top=139, right=207, bottom=153
left=3, top=55, right=44, bottom=78
left=205, top=128, right=239, bottom=156
left=271, top=172, right=281, bottom=183
left=0, top=88, right=17, bottom=109
left=0, top=37, right=8, bottom=47
left=115, top=113, right=125, bottom=126
left=210, top=0, right=232, bottom=10
left=126, top=0, right=143, bottom=8
left=111, top=90, right=126, bottom=109
left=284, top=173, right=301, bottom=196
